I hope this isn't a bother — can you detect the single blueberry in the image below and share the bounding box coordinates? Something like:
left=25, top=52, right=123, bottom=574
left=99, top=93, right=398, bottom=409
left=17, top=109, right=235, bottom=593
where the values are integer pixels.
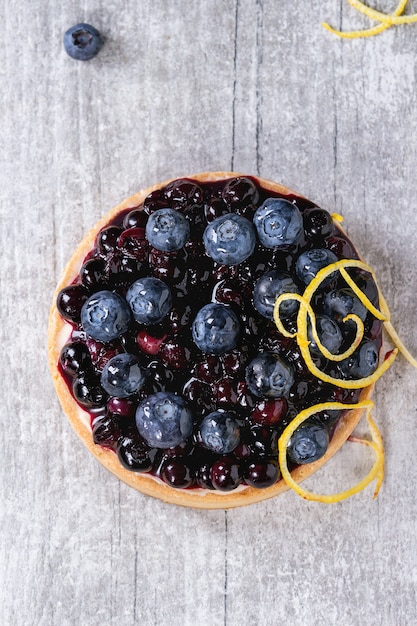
left=308, top=315, right=343, bottom=355
left=303, top=207, right=334, bottom=239
left=287, top=420, right=329, bottom=464
left=339, top=341, right=379, bottom=379
left=101, top=353, right=145, bottom=398
left=135, top=392, right=193, bottom=448
left=203, top=213, right=256, bottom=265
left=253, top=198, right=303, bottom=249
left=324, top=288, right=368, bottom=322
left=81, top=290, right=131, bottom=342
left=63, top=23, right=102, bottom=61
left=295, top=248, right=338, bottom=285
left=245, top=353, right=294, bottom=398
left=126, top=277, right=172, bottom=324
left=192, top=303, right=240, bottom=355
left=199, top=411, right=240, bottom=454
left=253, top=270, right=300, bottom=320
left=145, top=208, right=190, bottom=252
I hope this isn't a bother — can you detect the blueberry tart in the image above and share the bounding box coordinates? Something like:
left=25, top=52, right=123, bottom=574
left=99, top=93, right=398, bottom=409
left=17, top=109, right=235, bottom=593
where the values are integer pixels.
left=49, top=172, right=415, bottom=508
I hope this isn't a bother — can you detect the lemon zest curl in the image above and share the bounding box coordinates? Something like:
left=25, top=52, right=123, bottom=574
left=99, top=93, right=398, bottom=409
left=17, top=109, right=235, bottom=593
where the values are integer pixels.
left=278, top=401, right=384, bottom=503
left=323, top=0, right=412, bottom=39
left=273, top=258, right=399, bottom=389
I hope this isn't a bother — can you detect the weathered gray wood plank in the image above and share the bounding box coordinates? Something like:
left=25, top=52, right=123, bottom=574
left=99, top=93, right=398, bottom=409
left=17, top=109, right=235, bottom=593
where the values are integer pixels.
left=1, top=1, right=417, bottom=625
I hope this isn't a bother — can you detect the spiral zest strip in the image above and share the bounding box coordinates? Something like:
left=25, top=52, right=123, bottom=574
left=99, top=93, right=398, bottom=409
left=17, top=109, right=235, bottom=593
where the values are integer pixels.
left=273, top=257, right=417, bottom=502
left=273, top=259, right=400, bottom=389
left=322, top=0, right=414, bottom=39
left=278, top=401, right=384, bottom=503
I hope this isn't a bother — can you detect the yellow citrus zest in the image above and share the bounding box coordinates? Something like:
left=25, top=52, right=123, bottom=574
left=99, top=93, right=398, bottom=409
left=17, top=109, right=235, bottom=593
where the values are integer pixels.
left=273, top=259, right=401, bottom=389
left=331, top=213, right=344, bottom=223
left=323, top=0, right=411, bottom=39
left=349, top=0, right=417, bottom=25
left=275, top=294, right=364, bottom=362
left=278, top=401, right=385, bottom=503
left=379, top=293, right=417, bottom=369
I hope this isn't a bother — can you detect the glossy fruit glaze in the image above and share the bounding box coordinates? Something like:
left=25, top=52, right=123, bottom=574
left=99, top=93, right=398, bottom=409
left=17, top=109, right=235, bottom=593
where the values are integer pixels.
left=56, top=176, right=382, bottom=492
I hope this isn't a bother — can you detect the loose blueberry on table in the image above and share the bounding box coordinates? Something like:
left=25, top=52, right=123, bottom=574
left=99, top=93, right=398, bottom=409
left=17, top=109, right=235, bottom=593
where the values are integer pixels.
left=55, top=175, right=384, bottom=496
left=63, top=23, right=102, bottom=61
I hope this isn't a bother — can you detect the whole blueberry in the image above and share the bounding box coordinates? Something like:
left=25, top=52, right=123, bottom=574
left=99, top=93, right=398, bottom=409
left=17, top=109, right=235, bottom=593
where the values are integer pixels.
left=253, top=270, right=300, bottom=320
left=59, top=342, right=92, bottom=377
left=126, top=277, right=172, bottom=324
left=303, top=207, right=334, bottom=239
left=339, top=341, right=379, bottom=379
left=253, top=198, right=303, bottom=248
left=135, top=392, right=193, bottom=448
left=192, top=303, right=240, bottom=355
left=101, top=353, right=145, bottom=398
left=63, top=23, right=102, bottom=61
left=295, top=248, right=338, bottom=285
left=308, top=315, right=343, bottom=355
left=245, top=353, right=294, bottom=398
left=199, top=411, right=240, bottom=454
left=287, top=420, right=329, bottom=464
left=203, top=213, right=256, bottom=265
left=145, top=208, right=190, bottom=252
left=81, top=290, right=131, bottom=342
left=324, top=288, right=368, bottom=322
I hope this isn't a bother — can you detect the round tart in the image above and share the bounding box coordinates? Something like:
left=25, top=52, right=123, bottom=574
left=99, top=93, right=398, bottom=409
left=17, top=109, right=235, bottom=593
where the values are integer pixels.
left=49, top=172, right=386, bottom=509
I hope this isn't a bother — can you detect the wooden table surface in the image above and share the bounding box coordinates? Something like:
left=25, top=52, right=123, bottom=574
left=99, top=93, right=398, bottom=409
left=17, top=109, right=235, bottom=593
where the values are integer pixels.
left=2, top=1, right=417, bottom=625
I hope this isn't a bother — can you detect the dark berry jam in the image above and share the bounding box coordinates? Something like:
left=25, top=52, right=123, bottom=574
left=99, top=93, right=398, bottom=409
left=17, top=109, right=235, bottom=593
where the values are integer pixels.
left=56, top=176, right=382, bottom=492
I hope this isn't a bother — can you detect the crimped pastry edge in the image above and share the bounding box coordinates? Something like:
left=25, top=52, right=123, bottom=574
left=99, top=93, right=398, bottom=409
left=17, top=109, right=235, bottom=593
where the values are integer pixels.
left=48, top=171, right=374, bottom=509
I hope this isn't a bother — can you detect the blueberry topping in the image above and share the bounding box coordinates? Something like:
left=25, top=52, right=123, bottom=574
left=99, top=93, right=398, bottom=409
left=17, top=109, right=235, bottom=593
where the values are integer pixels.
left=210, top=457, right=242, bottom=491
left=203, top=213, right=256, bottom=265
left=308, top=315, right=343, bottom=355
left=92, top=415, right=122, bottom=448
left=287, top=421, right=329, bottom=464
left=303, top=207, right=334, bottom=239
left=253, top=270, right=300, bottom=320
left=324, top=288, right=368, bottom=322
left=245, top=353, right=294, bottom=398
left=81, top=290, right=131, bottom=342
left=160, top=459, right=194, bottom=488
left=63, top=23, right=102, bottom=61
left=253, top=198, right=303, bottom=248
left=59, top=342, right=92, bottom=377
left=135, top=392, right=193, bottom=448
left=145, top=208, right=190, bottom=252
left=192, top=303, right=240, bottom=355
left=56, top=284, right=89, bottom=323
left=117, top=436, right=153, bottom=472
left=340, top=341, right=379, bottom=379
left=72, top=373, right=107, bottom=408
left=100, top=353, right=145, bottom=398
left=244, top=460, right=280, bottom=488
left=199, top=411, right=240, bottom=454
left=80, top=258, right=107, bottom=289
left=96, top=226, right=124, bottom=253
left=295, top=248, right=338, bottom=285
left=126, top=277, right=172, bottom=324
left=221, top=177, right=259, bottom=208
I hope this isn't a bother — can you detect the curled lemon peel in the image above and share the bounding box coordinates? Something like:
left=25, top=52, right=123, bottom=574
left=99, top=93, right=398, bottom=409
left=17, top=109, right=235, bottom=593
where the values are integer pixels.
left=323, top=0, right=411, bottom=39
left=273, top=258, right=400, bottom=389
left=322, top=20, right=390, bottom=39
left=274, top=293, right=364, bottom=362
left=278, top=401, right=385, bottom=503
left=349, top=0, right=417, bottom=25
left=331, top=212, right=344, bottom=223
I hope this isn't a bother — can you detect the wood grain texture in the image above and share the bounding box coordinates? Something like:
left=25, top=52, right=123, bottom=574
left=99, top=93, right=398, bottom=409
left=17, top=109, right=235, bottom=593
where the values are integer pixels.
left=1, top=1, right=417, bottom=625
